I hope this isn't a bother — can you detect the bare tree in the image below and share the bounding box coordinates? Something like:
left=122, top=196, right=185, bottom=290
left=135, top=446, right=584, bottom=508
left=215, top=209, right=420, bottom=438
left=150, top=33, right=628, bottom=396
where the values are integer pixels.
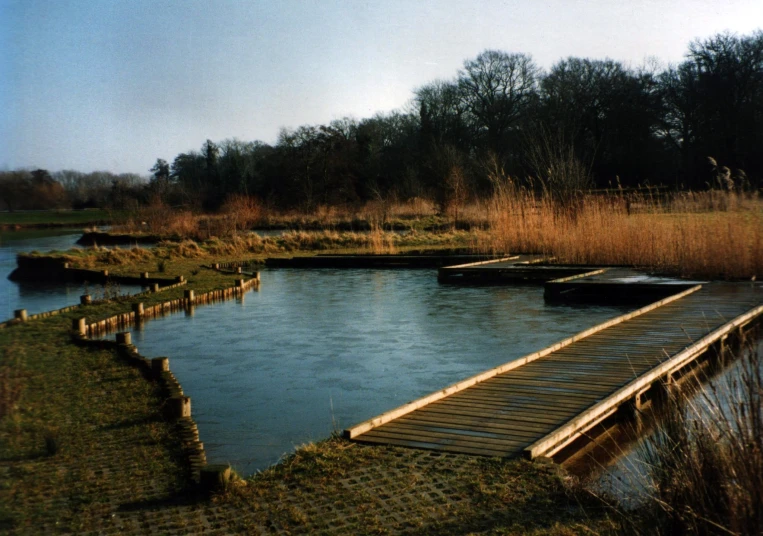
left=458, top=50, right=539, bottom=152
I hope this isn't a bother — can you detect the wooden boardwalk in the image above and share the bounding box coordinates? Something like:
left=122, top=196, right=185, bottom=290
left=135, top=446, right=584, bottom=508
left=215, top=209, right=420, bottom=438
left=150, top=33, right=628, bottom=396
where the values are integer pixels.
left=345, top=282, right=763, bottom=459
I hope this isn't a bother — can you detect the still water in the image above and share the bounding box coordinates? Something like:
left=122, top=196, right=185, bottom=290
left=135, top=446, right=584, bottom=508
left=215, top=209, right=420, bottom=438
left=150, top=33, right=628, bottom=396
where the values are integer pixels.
left=0, top=229, right=144, bottom=320
left=128, top=268, right=634, bottom=475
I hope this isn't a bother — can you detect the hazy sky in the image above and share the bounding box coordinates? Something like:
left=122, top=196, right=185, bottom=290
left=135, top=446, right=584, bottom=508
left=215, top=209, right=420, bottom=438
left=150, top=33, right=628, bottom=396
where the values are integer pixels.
left=2, top=0, right=761, bottom=175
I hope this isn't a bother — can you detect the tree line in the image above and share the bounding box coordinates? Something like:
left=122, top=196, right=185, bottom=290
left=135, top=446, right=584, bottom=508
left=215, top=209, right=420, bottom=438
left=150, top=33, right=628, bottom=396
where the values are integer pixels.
left=2, top=30, right=761, bottom=213
left=0, top=169, right=145, bottom=211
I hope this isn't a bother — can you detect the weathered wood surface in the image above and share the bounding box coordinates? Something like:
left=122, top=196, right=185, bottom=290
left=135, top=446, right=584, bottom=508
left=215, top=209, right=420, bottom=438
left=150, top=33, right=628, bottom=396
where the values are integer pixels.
left=347, top=282, right=762, bottom=459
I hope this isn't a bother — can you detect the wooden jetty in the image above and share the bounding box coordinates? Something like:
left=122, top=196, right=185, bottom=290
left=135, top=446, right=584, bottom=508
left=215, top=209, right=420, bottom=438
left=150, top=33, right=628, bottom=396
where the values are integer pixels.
left=437, top=255, right=597, bottom=284
left=345, top=282, right=762, bottom=460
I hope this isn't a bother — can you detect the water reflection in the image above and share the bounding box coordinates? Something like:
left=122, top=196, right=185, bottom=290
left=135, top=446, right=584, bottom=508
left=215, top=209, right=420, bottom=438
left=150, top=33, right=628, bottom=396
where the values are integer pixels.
left=127, top=268, right=634, bottom=475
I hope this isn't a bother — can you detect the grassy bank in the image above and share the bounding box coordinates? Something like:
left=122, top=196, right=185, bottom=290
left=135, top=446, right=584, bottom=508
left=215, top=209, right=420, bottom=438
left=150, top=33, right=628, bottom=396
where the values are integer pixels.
left=21, top=228, right=479, bottom=276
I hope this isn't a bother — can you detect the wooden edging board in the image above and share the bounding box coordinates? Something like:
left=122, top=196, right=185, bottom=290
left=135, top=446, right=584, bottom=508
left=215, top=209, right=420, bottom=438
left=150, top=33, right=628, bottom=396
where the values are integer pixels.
left=343, top=283, right=703, bottom=439
left=439, top=256, right=519, bottom=270
left=523, top=301, right=763, bottom=459
left=544, top=269, right=607, bottom=284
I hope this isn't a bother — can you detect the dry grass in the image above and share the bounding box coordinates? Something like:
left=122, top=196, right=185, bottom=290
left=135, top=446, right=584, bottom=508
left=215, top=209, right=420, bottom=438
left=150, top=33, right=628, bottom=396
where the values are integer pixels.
left=609, top=338, right=763, bottom=535
left=480, top=187, right=762, bottom=279
left=116, top=197, right=454, bottom=239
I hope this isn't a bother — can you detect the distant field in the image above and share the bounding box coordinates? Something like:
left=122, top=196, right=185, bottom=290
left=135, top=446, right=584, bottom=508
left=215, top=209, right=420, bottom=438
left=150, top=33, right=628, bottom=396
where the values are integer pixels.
left=0, top=209, right=128, bottom=227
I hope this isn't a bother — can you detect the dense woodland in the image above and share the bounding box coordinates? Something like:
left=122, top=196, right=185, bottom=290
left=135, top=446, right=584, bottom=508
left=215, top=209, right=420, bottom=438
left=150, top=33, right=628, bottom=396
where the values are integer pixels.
left=2, top=31, right=762, bottom=212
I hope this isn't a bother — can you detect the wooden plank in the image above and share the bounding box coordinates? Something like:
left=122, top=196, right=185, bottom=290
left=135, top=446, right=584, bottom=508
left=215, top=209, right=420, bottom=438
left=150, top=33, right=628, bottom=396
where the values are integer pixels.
left=345, top=284, right=702, bottom=439
left=466, top=382, right=603, bottom=400
left=439, top=255, right=520, bottom=270
left=432, top=396, right=585, bottom=415
left=394, top=414, right=562, bottom=437
left=487, top=376, right=617, bottom=393
left=411, top=406, right=570, bottom=430
left=376, top=422, right=530, bottom=448
left=448, top=388, right=597, bottom=407
left=418, top=404, right=577, bottom=423
left=546, top=269, right=607, bottom=283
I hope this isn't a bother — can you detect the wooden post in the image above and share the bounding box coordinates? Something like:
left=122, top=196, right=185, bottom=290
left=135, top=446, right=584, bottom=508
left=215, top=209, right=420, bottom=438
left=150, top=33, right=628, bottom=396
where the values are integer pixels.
left=151, top=357, right=169, bottom=378
left=236, top=279, right=244, bottom=288
left=14, top=309, right=27, bottom=322
left=254, top=271, right=260, bottom=281
left=168, top=396, right=191, bottom=419
left=140, top=272, right=149, bottom=280
left=176, top=275, right=184, bottom=283
left=213, top=263, right=220, bottom=270
left=184, top=289, right=195, bottom=303
left=80, top=294, right=92, bottom=305
left=132, top=302, right=144, bottom=317
left=102, top=269, right=109, bottom=277
left=152, top=283, right=160, bottom=292
left=116, top=332, right=131, bottom=345
left=236, top=266, right=243, bottom=274
left=72, top=317, right=87, bottom=336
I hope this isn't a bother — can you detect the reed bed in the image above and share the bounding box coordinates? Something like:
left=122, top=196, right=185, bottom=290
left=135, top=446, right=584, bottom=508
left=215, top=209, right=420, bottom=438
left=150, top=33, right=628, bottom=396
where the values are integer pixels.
left=480, top=188, right=762, bottom=279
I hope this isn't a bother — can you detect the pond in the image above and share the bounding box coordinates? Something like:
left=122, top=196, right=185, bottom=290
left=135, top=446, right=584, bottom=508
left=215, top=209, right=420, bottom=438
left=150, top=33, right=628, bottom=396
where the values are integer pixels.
left=126, top=268, right=634, bottom=475
left=0, top=229, right=145, bottom=320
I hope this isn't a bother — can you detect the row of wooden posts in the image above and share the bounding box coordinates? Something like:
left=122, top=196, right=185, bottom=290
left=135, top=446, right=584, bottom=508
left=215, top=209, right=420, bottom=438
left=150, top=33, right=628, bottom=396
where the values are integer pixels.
left=69, top=275, right=261, bottom=490
left=76, top=275, right=260, bottom=338
left=6, top=274, right=188, bottom=326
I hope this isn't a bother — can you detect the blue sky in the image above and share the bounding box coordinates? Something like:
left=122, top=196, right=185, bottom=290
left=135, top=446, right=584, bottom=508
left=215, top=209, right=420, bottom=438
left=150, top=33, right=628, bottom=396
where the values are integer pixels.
left=2, top=0, right=762, bottom=175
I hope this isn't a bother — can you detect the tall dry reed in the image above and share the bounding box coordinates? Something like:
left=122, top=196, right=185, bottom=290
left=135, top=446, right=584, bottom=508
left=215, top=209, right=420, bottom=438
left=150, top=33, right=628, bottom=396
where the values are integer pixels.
left=614, top=338, right=763, bottom=535
left=481, top=187, right=762, bottom=279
